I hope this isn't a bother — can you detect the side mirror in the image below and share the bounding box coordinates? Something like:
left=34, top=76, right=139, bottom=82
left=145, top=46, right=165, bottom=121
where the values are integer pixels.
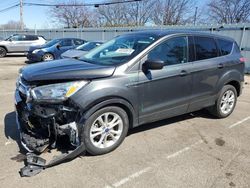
left=56, top=44, right=61, bottom=49
left=143, top=60, right=164, bottom=71
left=8, top=38, right=12, bottom=42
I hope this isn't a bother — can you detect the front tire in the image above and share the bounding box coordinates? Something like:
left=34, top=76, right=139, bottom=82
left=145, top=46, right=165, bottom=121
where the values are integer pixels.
left=0, top=47, right=7, bottom=57
left=209, top=85, right=237, bottom=118
left=82, top=106, right=129, bottom=155
left=42, top=53, right=54, bottom=61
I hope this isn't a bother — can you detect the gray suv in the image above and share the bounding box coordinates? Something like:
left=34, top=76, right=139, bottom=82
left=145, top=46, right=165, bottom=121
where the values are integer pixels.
left=15, top=30, right=245, bottom=157
left=0, top=34, right=46, bottom=57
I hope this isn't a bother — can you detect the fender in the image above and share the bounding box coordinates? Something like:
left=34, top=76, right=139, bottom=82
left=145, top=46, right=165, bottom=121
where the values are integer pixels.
left=215, top=69, right=243, bottom=96
left=79, top=97, right=138, bottom=129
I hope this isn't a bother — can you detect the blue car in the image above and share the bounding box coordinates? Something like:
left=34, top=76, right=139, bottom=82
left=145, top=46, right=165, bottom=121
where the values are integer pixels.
left=27, top=38, right=86, bottom=62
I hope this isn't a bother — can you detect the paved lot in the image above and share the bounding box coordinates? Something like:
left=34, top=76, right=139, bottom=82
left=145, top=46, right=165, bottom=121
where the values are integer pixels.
left=0, top=55, right=250, bottom=188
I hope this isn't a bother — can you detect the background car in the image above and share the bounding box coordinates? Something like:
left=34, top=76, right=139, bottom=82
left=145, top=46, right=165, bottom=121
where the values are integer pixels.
left=61, top=41, right=103, bottom=59
left=27, top=38, right=86, bottom=62
left=0, top=34, right=46, bottom=57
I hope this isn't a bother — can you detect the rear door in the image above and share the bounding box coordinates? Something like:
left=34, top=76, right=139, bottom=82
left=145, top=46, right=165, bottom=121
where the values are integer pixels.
left=138, top=36, right=193, bottom=124
left=188, top=36, right=222, bottom=112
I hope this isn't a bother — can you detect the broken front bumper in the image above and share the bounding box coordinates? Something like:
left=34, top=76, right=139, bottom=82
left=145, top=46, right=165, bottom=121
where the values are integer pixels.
left=15, top=89, right=81, bottom=153
left=15, top=89, right=86, bottom=177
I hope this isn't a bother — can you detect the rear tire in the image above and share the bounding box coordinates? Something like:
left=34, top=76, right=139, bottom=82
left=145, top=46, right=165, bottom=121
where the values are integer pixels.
left=42, top=53, right=54, bottom=61
left=82, top=106, right=129, bottom=155
left=208, top=85, right=237, bottom=118
left=0, top=47, right=7, bottom=57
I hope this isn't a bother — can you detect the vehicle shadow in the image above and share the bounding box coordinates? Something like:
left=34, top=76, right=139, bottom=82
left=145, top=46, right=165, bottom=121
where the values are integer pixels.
left=4, top=109, right=216, bottom=157
left=128, top=109, right=216, bottom=136
left=4, top=111, right=26, bottom=154
left=6, top=54, right=26, bottom=57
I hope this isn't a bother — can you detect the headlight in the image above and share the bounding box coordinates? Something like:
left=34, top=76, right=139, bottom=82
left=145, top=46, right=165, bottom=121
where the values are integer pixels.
left=32, top=49, right=41, bottom=54
left=31, top=81, right=88, bottom=101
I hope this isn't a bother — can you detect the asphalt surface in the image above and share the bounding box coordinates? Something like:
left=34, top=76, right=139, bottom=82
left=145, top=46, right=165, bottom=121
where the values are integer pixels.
left=0, top=55, right=250, bottom=188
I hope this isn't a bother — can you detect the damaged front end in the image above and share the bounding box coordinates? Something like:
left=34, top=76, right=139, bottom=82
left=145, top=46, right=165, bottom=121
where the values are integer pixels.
left=15, top=76, right=87, bottom=177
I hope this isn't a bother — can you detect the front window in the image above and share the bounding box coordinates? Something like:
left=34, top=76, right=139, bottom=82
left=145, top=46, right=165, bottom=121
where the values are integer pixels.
left=148, top=36, right=188, bottom=66
left=43, top=39, right=60, bottom=48
left=80, top=34, right=158, bottom=66
left=60, top=39, right=72, bottom=47
left=6, top=35, right=23, bottom=41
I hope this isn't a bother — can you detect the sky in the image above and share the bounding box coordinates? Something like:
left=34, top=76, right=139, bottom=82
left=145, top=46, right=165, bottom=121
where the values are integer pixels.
left=0, top=0, right=207, bottom=29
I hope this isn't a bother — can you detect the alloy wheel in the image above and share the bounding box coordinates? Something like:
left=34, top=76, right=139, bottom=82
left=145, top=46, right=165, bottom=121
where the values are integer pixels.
left=220, top=90, right=235, bottom=115
left=90, top=112, right=123, bottom=149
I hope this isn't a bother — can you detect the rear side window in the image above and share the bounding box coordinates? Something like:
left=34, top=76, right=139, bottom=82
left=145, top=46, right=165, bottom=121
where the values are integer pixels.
left=194, top=36, right=218, bottom=60
left=74, top=39, right=85, bottom=45
left=25, top=35, right=38, bottom=41
left=148, top=36, right=188, bottom=66
left=217, top=39, right=233, bottom=56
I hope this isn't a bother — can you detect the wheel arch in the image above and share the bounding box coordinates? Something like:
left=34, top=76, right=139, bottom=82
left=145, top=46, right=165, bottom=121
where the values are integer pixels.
left=0, top=45, right=8, bottom=52
left=79, top=97, right=137, bottom=129
left=225, top=80, right=241, bottom=96
left=216, top=70, right=243, bottom=97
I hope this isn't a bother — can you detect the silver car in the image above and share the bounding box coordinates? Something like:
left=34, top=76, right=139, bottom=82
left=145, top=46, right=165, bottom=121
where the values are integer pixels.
left=0, top=34, right=46, bottom=57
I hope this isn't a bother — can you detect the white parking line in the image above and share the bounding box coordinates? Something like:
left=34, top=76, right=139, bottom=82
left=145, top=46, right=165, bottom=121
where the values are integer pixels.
left=105, top=167, right=152, bottom=188
left=166, top=140, right=203, bottom=159
left=228, top=116, right=250, bottom=129
left=105, top=140, right=203, bottom=188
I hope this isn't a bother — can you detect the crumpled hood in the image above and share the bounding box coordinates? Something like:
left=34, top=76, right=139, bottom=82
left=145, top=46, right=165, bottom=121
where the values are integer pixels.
left=21, top=58, right=116, bottom=82
left=61, top=49, right=88, bottom=59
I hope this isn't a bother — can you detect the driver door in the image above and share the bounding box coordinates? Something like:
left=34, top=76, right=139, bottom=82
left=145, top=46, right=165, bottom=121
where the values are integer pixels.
left=138, top=36, right=193, bottom=124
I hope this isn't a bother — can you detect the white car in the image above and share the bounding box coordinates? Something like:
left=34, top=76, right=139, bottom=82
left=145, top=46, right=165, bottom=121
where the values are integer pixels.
left=0, top=34, right=46, bottom=57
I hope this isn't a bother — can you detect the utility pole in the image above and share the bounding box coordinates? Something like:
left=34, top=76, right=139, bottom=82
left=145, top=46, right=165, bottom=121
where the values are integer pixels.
left=194, top=6, right=198, bottom=26
left=20, top=0, right=24, bottom=30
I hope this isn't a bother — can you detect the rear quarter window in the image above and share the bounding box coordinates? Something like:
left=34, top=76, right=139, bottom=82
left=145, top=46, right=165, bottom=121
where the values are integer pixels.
left=194, top=36, right=218, bottom=60
left=217, top=39, right=233, bottom=56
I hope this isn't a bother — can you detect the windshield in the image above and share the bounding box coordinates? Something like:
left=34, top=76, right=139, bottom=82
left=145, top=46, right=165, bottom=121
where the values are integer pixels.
left=80, top=34, right=158, bottom=66
left=43, top=39, right=60, bottom=48
left=76, top=42, right=102, bottom=51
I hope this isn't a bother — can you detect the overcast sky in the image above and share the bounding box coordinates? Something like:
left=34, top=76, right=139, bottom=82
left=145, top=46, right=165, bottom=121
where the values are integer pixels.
left=0, top=0, right=207, bottom=29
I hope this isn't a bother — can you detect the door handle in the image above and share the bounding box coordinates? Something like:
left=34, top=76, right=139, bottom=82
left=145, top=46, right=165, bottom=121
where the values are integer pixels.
left=217, top=63, right=224, bottom=69
left=179, top=70, right=189, bottom=77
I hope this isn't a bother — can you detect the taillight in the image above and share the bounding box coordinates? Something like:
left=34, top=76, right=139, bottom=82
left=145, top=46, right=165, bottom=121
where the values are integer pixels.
left=240, top=57, right=246, bottom=63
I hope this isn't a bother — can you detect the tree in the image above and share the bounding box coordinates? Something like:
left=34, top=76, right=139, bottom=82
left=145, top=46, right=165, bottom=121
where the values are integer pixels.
left=0, top=20, right=26, bottom=29
left=121, top=0, right=155, bottom=26
left=50, top=0, right=92, bottom=28
left=97, top=0, right=154, bottom=26
left=97, top=1, right=127, bottom=27
left=151, top=0, right=195, bottom=25
left=208, top=0, right=250, bottom=24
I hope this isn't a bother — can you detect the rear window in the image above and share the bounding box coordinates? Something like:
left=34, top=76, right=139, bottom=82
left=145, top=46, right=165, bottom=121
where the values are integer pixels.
left=25, top=35, right=38, bottom=41
left=217, top=39, right=233, bottom=56
left=194, top=36, right=218, bottom=60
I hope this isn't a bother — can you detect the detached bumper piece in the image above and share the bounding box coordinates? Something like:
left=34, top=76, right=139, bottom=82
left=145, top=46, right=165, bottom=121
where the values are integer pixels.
left=20, top=144, right=85, bottom=177
left=15, top=90, right=86, bottom=177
